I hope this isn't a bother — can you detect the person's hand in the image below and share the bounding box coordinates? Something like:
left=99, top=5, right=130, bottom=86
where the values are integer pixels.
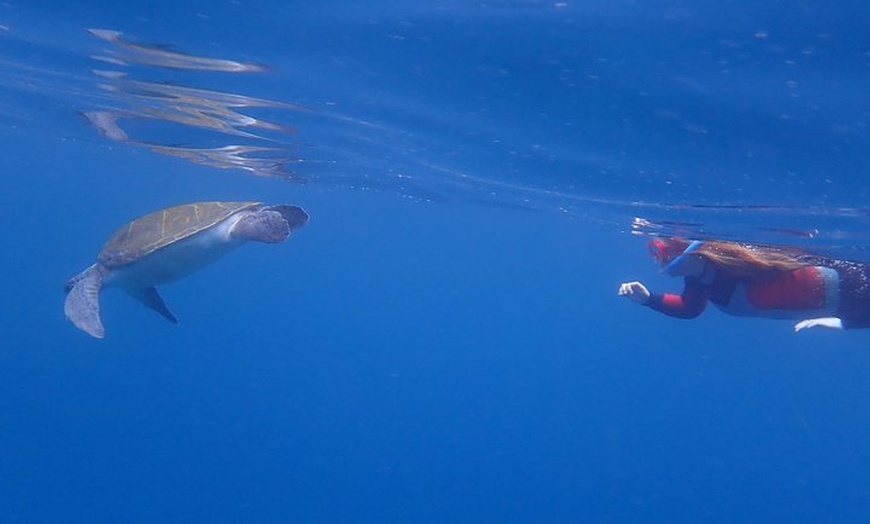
left=794, top=317, right=843, bottom=332
left=618, top=281, right=651, bottom=305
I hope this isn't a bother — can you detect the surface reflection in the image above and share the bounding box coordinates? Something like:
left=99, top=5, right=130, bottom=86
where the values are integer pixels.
left=88, top=29, right=266, bottom=72
left=84, top=29, right=303, bottom=179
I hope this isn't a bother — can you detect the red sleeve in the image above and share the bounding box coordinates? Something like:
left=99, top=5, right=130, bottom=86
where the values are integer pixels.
left=645, top=278, right=708, bottom=319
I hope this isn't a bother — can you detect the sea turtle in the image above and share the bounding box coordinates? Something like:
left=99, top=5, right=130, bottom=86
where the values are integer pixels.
left=64, top=201, right=309, bottom=339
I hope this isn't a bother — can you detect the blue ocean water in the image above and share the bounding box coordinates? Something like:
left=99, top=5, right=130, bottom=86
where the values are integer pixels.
left=3, top=0, right=870, bottom=522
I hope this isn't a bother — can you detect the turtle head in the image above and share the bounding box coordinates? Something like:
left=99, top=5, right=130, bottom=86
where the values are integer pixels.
left=268, top=205, right=309, bottom=231
left=231, top=205, right=309, bottom=243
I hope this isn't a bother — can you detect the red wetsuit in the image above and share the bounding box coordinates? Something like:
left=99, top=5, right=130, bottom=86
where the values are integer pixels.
left=644, top=260, right=870, bottom=326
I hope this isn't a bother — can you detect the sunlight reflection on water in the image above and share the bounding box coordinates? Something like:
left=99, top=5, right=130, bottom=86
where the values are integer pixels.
left=2, top=10, right=870, bottom=258
left=83, top=29, right=306, bottom=180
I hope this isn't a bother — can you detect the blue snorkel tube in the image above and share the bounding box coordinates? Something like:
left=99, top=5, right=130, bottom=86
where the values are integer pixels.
left=663, top=240, right=702, bottom=276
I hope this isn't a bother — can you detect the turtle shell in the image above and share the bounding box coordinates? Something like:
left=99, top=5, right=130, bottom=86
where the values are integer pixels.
left=98, top=201, right=261, bottom=268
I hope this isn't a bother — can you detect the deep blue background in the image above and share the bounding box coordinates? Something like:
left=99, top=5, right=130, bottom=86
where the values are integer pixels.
left=2, top=1, right=870, bottom=522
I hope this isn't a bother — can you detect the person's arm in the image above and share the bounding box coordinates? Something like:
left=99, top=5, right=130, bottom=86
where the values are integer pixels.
left=618, top=279, right=707, bottom=319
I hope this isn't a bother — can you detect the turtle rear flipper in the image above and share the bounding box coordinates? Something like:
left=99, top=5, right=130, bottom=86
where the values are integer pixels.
left=129, top=287, right=179, bottom=324
left=64, top=264, right=105, bottom=339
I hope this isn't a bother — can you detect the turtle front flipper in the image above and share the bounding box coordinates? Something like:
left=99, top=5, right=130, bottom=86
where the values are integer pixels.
left=64, top=264, right=106, bottom=339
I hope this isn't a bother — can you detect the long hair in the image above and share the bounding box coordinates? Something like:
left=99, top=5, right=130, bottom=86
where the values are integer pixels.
left=651, top=237, right=810, bottom=278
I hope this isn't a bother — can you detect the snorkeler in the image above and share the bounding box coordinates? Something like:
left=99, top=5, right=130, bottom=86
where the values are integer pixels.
left=618, top=237, right=870, bottom=331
